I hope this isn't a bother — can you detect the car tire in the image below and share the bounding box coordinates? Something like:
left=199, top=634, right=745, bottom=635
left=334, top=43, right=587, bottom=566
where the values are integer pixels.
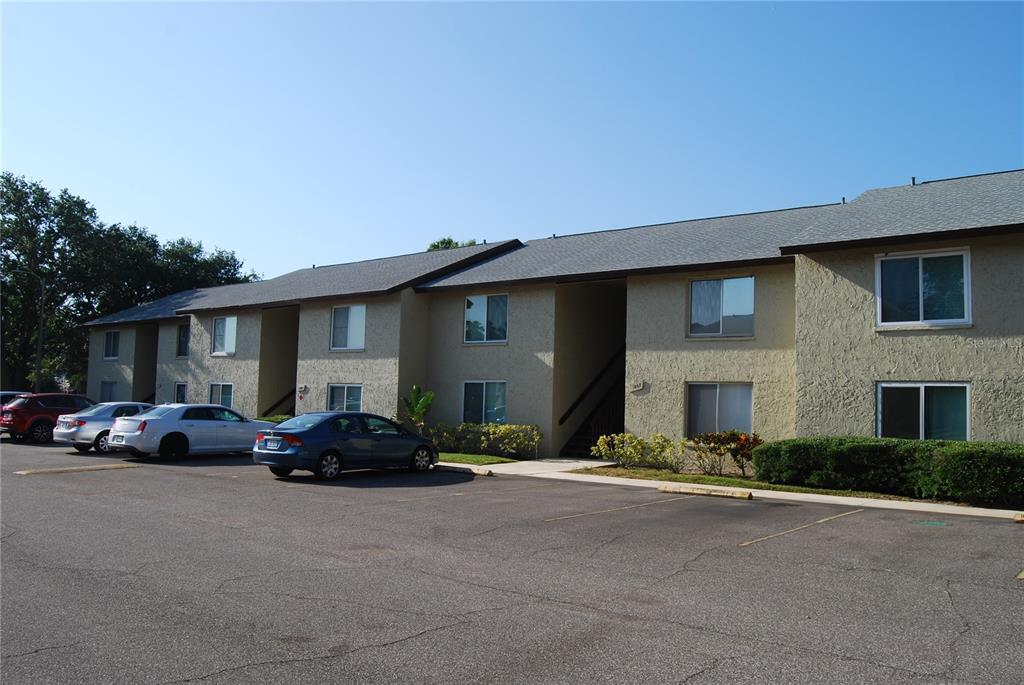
left=73, top=444, right=92, bottom=453
left=410, top=446, right=433, bottom=472
left=268, top=466, right=293, bottom=478
left=315, top=451, right=342, bottom=480
left=29, top=421, right=53, bottom=444
left=158, top=433, right=189, bottom=459
left=93, top=431, right=111, bottom=453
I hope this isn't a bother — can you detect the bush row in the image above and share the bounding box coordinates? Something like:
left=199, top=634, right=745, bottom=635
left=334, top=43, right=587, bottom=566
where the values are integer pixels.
left=590, top=431, right=763, bottom=476
left=425, top=422, right=542, bottom=459
left=752, top=437, right=1024, bottom=507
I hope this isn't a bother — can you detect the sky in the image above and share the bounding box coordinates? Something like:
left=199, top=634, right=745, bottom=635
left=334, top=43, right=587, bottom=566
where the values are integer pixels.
left=3, top=1, right=1022, bottom=279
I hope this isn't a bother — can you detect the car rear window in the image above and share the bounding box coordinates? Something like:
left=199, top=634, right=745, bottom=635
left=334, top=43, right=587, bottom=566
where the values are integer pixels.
left=275, top=414, right=327, bottom=430
left=75, top=404, right=110, bottom=417
left=6, top=398, right=27, bottom=408
left=139, top=406, right=176, bottom=418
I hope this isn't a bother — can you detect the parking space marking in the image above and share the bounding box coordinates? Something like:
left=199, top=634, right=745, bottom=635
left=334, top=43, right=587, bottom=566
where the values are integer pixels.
left=14, top=463, right=141, bottom=476
left=1016, top=569, right=1024, bottom=581
left=739, top=508, right=865, bottom=547
left=394, top=482, right=557, bottom=503
left=544, top=496, right=693, bottom=522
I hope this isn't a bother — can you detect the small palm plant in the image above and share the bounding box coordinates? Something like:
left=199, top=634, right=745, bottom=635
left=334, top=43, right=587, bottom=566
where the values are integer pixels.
left=401, top=385, right=435, bottom=432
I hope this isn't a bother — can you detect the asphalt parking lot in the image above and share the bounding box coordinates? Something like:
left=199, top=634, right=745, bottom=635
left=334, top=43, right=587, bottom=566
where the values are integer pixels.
left=2, top=439, right=1022, bottom=684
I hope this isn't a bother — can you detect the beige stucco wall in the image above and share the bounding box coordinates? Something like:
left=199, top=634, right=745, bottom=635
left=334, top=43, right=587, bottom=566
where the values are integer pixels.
left=189, top=309, right=263, bottom=416
left=624, top=263, right=797, bottom=441
left=257, top=306, right=299, bottom=416
left=552, top=280, right=627, bottom=452
left=794, top=233, right=1024, bottom=441
left=155, top=318, right=192, bottom=404
left=87, top=326, right=135, bottom=401
left=425, top=285, right=556, bottom=456
left=294, top=294, right=402, bottom=417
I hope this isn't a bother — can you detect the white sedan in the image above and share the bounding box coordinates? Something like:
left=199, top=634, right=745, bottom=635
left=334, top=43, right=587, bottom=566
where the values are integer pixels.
left=109, top=404, right=275, bottom=458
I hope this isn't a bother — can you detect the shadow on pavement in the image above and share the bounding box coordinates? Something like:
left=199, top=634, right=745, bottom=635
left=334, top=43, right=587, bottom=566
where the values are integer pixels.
left=269, top=467, right=476, bottom=489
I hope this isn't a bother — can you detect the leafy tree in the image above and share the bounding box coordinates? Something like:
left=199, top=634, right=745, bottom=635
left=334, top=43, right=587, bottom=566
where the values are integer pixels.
left=427, top=236, right=477, bottom=251
left=1, top=172, right=257, bottom=391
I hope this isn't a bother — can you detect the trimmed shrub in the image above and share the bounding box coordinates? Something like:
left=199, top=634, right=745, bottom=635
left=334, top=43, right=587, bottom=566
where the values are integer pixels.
left=590, top=433, right=688, bottom=472
left=692, top=431, right=763, bottom=476
left=425, top=422, right=542, bottom=459
left=753, top=437, right=1024, bottom=506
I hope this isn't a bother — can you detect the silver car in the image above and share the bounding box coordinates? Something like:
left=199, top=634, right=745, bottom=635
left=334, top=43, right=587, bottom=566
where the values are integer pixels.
left=53, top=402, right=153, bottom=453
left=109, top=404, right=274, bottom=458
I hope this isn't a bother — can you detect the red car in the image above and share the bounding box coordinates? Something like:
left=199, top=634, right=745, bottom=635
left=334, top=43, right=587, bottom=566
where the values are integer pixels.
left=1, top=393, right=96, bottom=444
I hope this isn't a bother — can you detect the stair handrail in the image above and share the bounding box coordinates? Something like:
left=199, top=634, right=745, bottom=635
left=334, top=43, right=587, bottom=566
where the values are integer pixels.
left=557, top=344, right=626, bottom=426
left=261, top=387, right=296, bottom=418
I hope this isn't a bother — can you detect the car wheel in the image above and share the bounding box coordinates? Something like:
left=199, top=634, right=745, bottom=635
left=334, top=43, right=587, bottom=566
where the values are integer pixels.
left=315, top=451, right=342, bottom=480
left=268, top=466, right=293, bottom=478
left=410, top=446, right=433, bottom=472
left=73, top=444, right=92, bottom=453
left=94, top=431, right=111, bottom=453
left=158, top=434, right=188, bottom=459
left=29, top=421, right=53, bottom=444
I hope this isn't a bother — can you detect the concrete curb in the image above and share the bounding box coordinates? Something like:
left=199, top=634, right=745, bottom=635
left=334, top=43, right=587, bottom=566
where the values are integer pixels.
left=435, top=463, right=494, bottom=477
left=657, top=483, right=753, bottom=500
left=526, top=471, right=1023, bottom=521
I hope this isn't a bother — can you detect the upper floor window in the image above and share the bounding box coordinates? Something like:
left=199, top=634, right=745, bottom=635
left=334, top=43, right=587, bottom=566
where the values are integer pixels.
left=103, top=331, right=120, bottom=359
left=876, top=249, right=970, bottom=326
left=465, top=294, right=508, bottom=343
left=331, top=305, right=366, bottom=350
left=211, top=316, right=237, bottom=355
left=176, top=323, right=190, bottom=357
left=689, top=276, right=754, bottom=337
left=877, top=382, right=968, bottom=440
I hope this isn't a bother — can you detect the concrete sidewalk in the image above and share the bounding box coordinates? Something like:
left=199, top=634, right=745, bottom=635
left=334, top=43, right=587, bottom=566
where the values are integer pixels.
left=438, top=459, right=1023, bottom=521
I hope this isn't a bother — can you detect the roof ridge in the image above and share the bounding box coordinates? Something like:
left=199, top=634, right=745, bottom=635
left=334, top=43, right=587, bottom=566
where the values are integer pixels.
left=296, top=239, right=514, bottom=272
left=918, top=168, right=1024, bottom=186
left=527, top=201, right=842, bottom=243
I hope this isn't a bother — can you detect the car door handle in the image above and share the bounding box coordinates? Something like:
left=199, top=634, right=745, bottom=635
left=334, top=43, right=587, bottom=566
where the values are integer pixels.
left=182, top=423, right=195, bottom=427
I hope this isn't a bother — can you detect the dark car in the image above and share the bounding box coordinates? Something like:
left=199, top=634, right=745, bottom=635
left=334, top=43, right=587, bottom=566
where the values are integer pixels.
left=252, top=412, right=438, bottom=479
left=1, top=393, right=97, bottom=443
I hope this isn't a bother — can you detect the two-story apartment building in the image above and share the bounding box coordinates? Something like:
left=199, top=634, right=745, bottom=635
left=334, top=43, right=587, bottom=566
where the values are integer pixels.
left=85, top=170, right=1024, bottom=455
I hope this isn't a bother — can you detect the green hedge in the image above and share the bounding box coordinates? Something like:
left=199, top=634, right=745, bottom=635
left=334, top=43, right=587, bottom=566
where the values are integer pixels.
left=425, top=423, right=542, bottom=459
left=753, top=437, right=1024, bottom=507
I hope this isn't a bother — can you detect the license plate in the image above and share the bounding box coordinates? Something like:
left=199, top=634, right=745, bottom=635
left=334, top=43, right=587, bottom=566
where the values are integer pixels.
left=112, top=435, right=124, bottom=443
left=266, top=439, right=280, bottom=450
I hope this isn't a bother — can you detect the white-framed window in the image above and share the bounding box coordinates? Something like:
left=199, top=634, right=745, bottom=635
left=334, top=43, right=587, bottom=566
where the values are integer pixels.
left=464, top=294, right=508, bottom=343
left=176, top=323, right=190, bottom=357
left=100, top=381, right=117, bottom=402
left=209, top=383, right=233, bottom=408
left=462, top=381, right=507, bottom=424
left=211, top=316, right=237, bottom=355
left=327, top=384, right=363, bottom=411
left=686, top=383, right=753, bottom=437
left=877, top=382, right=969, bottom=440
left=330, top=305, right=366, bottom=350
left=875, top=249, right=971, bottom=327
left=103, top=331, right=120, bottom=359
left=174, top=382, right=188, bottom=404
left=689, top=276, right=755, bottom=337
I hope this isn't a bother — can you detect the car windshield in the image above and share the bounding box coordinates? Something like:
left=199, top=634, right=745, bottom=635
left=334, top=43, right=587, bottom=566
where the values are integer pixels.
left=274, top=414, right=328, bottom=430
left=138, top=405, right=176, bottom=418
left=74, top=404, right=110, bottom=417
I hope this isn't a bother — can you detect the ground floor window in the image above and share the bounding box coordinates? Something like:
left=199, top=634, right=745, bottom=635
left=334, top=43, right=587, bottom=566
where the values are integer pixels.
left=100, top=381, right=116, bottom=402
left=174, top=383, right=188, bottom=404
left=327, top=384, right=362, bottom=412
left=877, top=383, right=968, bottom=440
left=686, top=383, right=753, bottom=437
left=463, top=381, right=507, bottom=424
left=209, top=383, right=233, bottom=409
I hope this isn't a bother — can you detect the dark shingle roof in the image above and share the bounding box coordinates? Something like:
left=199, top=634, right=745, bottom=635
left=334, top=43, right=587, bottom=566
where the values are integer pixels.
left=85, top=241, right=519, bottom=326
left=780, top=170, right=1024, bottom=252
left=419, top=203, right=841, bottom=290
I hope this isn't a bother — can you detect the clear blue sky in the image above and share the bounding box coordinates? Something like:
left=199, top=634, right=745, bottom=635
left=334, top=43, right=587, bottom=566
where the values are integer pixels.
left=4, top=2, right=1022, bottom=279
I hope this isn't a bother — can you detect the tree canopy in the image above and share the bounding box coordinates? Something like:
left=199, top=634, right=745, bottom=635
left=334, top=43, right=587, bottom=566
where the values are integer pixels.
left=0, top=172, right=258, bottom=391
left=427, top=236, right=477, bottom=251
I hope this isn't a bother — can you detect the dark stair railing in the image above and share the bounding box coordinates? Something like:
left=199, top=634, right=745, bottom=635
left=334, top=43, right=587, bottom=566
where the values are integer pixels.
left=142, top=392, right=156, bottom=404
left=560, top=374, right=626, bottom=458
left=558, top=344, right=626, bottom=426
left=261, top=387, right=296, bottom=418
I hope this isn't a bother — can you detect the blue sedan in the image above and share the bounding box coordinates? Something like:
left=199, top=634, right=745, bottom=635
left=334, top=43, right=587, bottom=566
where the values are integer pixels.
left=252, top=412, right=438, bottom=479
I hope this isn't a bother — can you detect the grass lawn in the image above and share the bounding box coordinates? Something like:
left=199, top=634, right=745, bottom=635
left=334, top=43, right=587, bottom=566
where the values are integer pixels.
left=440, top=453, right=518, bottom=466
left=572, top=467, right=930, bottom=502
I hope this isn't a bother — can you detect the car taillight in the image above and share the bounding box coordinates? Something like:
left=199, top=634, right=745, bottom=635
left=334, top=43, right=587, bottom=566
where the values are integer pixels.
left=256, top=432, right=266, bottom=442
left=76, top=420, right=87, bottom=427
left=136, top=421, right=147, bottom=433
left=283, top=434, right=303, bottom=447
